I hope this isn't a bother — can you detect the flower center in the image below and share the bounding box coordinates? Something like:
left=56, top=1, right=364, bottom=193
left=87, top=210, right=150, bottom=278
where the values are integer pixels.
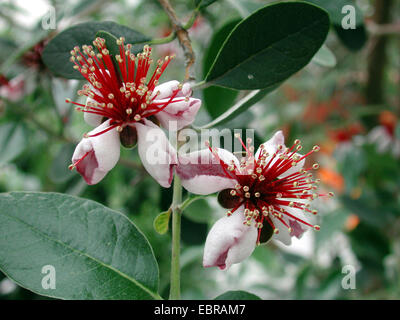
left=65, top=38, right=186, bottom=137
left=211, top=135, right=333, bottom=245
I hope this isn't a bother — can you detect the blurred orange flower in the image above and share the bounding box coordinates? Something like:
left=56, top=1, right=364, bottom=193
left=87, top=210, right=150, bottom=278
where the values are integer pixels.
left=379, top=110, right=397, bottom=136
left=318, top=167, right=345, bottom=194
left=345, top=214, right=360, bottom=231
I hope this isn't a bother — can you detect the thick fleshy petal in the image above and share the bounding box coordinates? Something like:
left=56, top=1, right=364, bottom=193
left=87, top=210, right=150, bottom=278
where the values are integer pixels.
left=270, top=215, right=292, bottom=245
left=176, top=148, right=239, bottom=195
left=152, top=80, right=180, bottom=100
left=255, top=130, right=305, bottom=179
left=255, top=130, right=285, bottom=159
left=152, top=81, right=199, bottom=130
left=203, top=207, right=258, bottom=270
left=72, top=120, right=120, bottom=185
left=282, top=206, right=310, bottom=238
left=83, top=97, right=103, bottom=127
left=155, top=97, right=201, bottom=130
left=270, top=206, right=310, bottom=245
left=135, top=119, right=177, bottom=188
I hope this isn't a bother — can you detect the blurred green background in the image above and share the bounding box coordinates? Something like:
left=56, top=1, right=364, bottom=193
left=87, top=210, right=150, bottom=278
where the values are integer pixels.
left=0, top=0, right=399, bottom=300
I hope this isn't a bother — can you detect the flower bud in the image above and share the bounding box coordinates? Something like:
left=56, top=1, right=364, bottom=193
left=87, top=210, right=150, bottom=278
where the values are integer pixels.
left=119, top=125, right=137, bottom=148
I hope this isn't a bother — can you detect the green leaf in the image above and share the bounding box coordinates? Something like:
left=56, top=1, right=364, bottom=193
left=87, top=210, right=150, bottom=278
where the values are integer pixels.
left=181, top=215, right=208, bottom=245
left=348, top=222, right=390, bottom=272
left=0, top=37, right=17, bottom=63
left=95, top=30, right=123, bottom=77
left=203, top=19, right=240, bottom=119
left=0, top=30, right=50, bottom=74
left=198, top=87, right=276, bottom=129
left=334, top=24, right=367, bottom=51
left=153, top=210, right=171, bottom=235
left=305, top=0, right=363, bottom=26
left=229, top=0, right=266, bottom=17
left=42, top=21, right=150, bottom=79
left=0, top=192, right=161, bottom=300
left=184, top=198, right=214, bottom=223
left=194, top=0, right=219, bottom=9
left=341, top=194, right=394, bottom=227
left=0, top=122, right=27, bottom=165
left=305, top=1, right=367, bottom=51
left=311, top=44, right=336, bottom=67
left=48, top=143, right=76, bottom=184
left=204, top=2, right=330, bottom=90
left=214, top=290, right=261, bottom=300
left=395, top=124, right=400, bottom=141
left=96, top=30, right=120, bottom=57
left=314, top=208, right=349, bottom=248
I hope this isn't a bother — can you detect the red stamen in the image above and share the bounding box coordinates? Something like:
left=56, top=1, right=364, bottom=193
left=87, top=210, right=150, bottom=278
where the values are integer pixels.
left=67, top=40, right=180, bottom=140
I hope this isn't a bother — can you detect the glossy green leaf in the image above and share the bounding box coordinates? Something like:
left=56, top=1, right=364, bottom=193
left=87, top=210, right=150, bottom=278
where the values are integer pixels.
left=305, top=0, right=363, bottom=26
left=153, top=210, right=171, bottom=235
left=305, top=0, right=367, bottom=51
left=0, top=122, right=27, bottom=165
left=0, top=192, right=160, bottom=300
left=214, top=290, right=261, bottom=300
left=204, top=2, right=330, bottom=90
left=198, top=87, right=276, bottom=129
left=202, top=19, right=240, bottom=119
left=42, top=21, right=149, bottom=79
left=96, top=30, right=120, bottom=57
left=230, top=0, right=266, bottom=17
left=306, top=0, right=363, bottom=26
left=95, top=30, right=123, bottom=76
left=194, top=0, right=219, bottom=9
left=312, top=44, right=336, bottom=67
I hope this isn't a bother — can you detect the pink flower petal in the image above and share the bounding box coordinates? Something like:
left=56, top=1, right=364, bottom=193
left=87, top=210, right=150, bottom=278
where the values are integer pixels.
left=176, top=148, right=239, bottom=195
left=152, top=80, right=180, bottom=100
left=155, top=97, right=201, bottom=131
left=72, top=120, right=120, bottom=185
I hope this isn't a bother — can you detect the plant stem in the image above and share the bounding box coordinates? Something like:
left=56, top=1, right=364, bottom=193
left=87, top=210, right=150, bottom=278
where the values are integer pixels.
left=158, top=0, right=196, bottom=81
left=169, top=174, right=182, bottom=300
left=157, top=0, right=197, bottom=300
left=179, top=195, right=204, bottom=212
left=190, top=80, right=208, bottom=90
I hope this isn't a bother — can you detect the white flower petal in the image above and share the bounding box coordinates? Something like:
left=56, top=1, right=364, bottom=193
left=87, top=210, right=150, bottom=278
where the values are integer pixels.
left=176, top=148, right=239, bottom=195
left=72, top=120, right=120, bottom=185
left=83, top=97, right=103, bottom=127
left=255, top=130, right=285, bottom=160
left=155, top=97, right=201, bottom=130
left=203, top=207, right=257, bottom=270
left=135, top=119, right=177, bottom=188
left=152, top=80, right=180, bottom=100
left=271, top=215, right=292, bottom=246
left=279, top=156, right=305, bottom=178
